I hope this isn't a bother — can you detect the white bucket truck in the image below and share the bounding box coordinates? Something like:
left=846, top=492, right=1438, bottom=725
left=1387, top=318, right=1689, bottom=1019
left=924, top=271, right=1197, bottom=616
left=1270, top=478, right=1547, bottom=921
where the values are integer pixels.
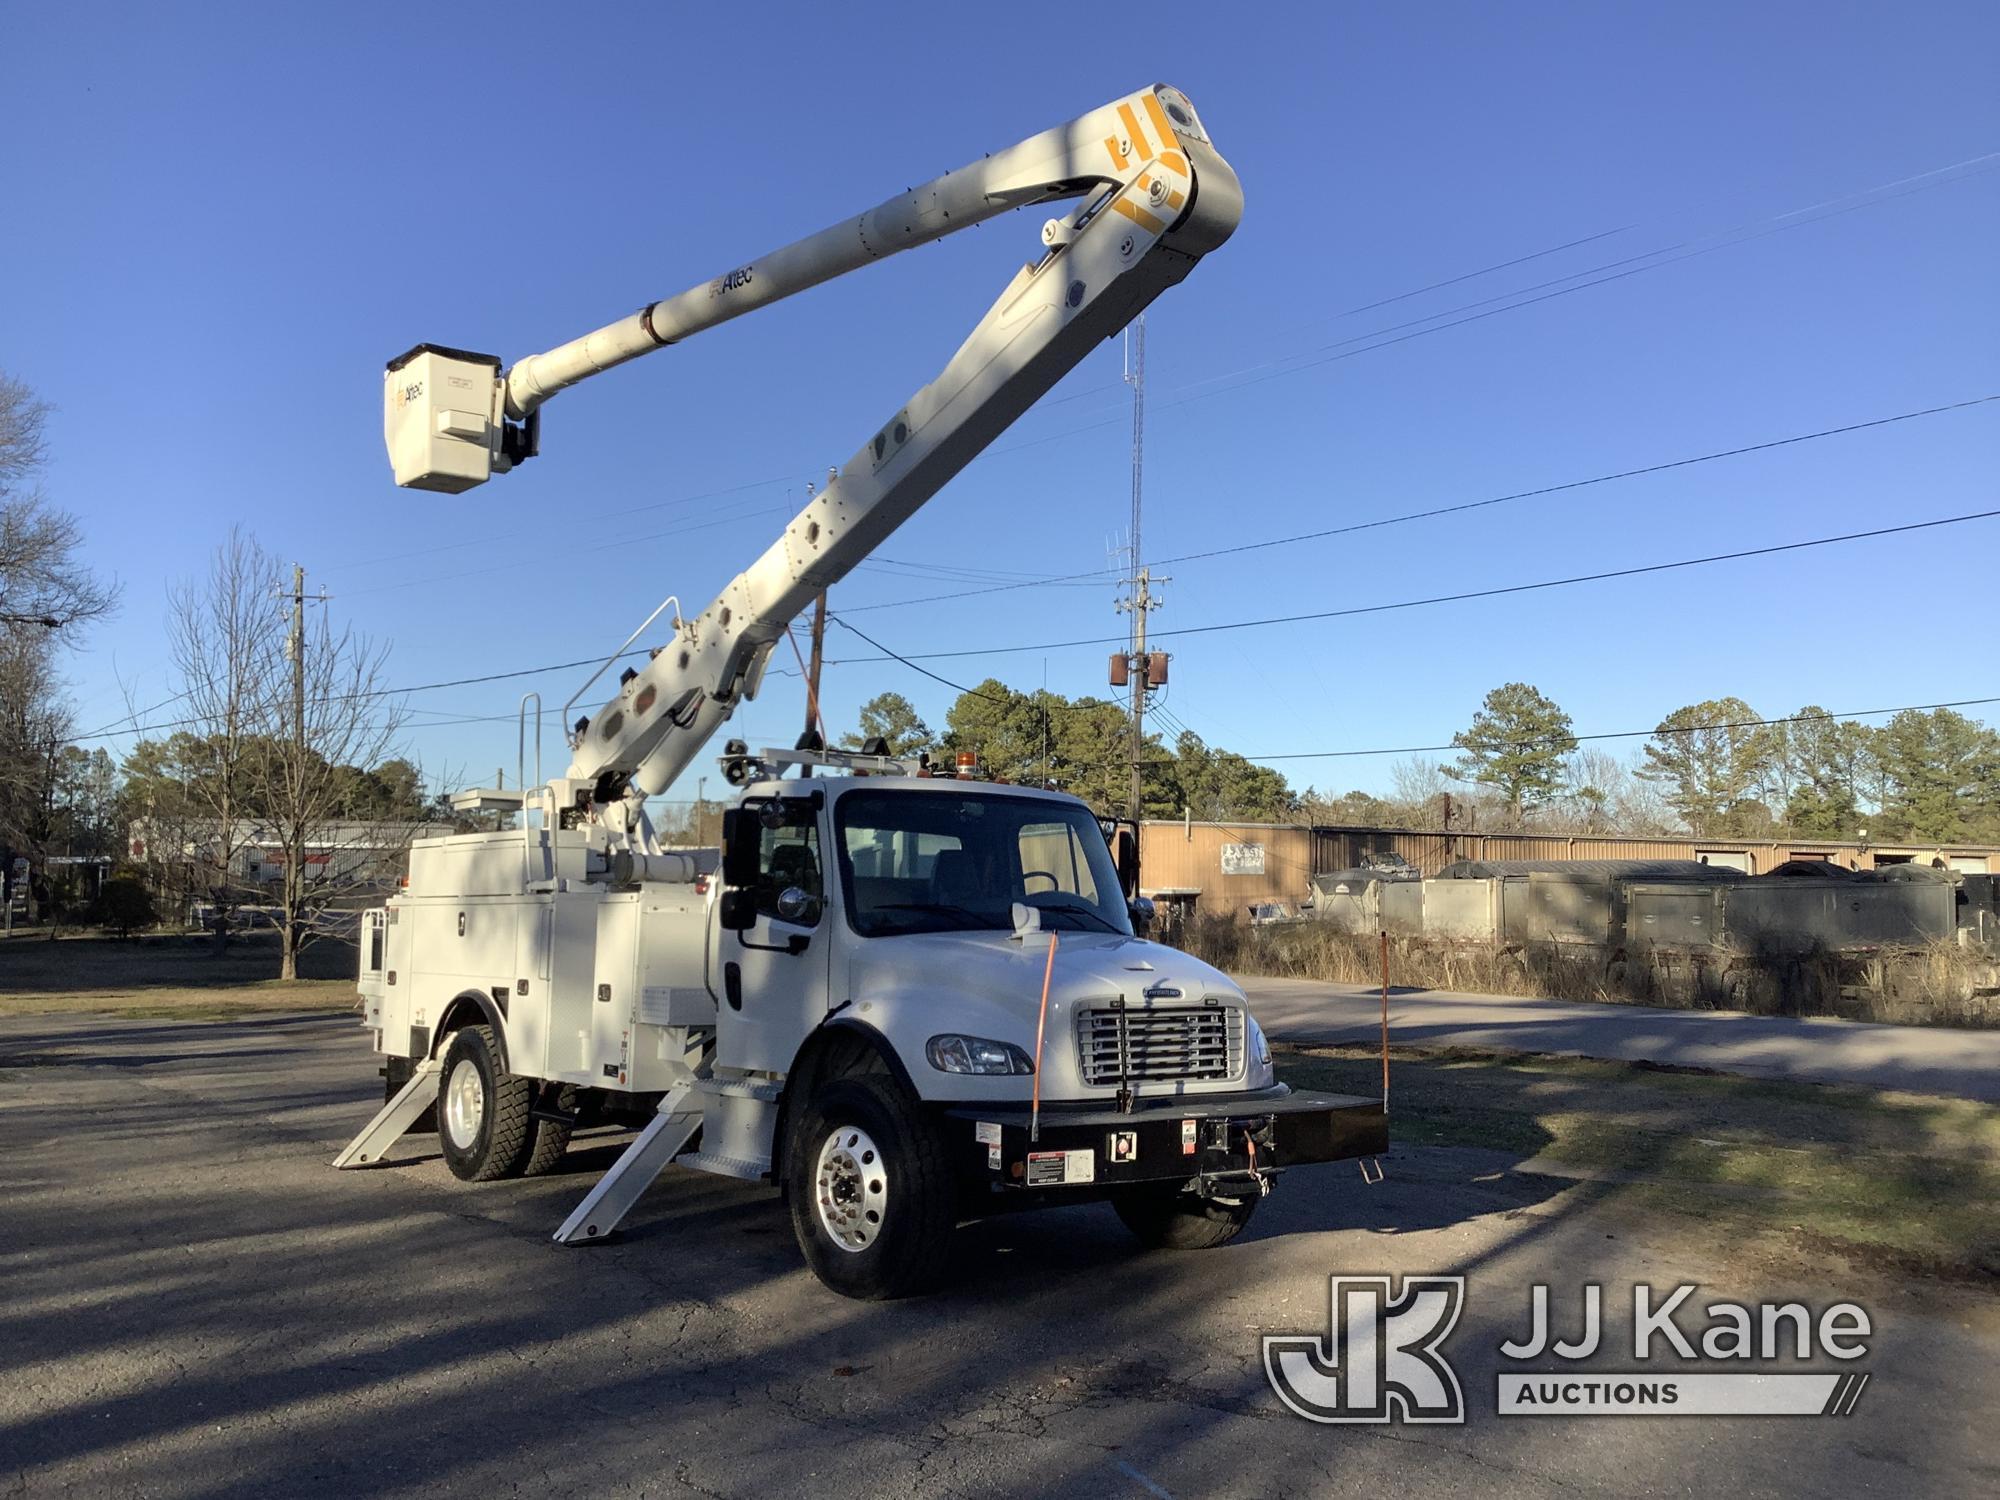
left=340, top=86, right=1385, bottom=1297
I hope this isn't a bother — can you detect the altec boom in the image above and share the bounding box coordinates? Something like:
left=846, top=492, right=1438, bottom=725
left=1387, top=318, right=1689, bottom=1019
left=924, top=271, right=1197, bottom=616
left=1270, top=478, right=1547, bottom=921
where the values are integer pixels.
left=348, top=86, right=1385, bottom=1298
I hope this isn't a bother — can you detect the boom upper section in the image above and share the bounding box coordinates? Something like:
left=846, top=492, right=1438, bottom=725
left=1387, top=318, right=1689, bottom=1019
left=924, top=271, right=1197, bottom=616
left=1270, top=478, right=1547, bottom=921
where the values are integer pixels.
left=382, top=85, right=1240, bottom=810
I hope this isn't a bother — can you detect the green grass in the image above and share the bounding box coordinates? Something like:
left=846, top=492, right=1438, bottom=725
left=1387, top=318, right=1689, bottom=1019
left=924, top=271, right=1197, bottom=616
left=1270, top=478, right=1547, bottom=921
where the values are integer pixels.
left=1277, top=1043, right=2000, bottom=1280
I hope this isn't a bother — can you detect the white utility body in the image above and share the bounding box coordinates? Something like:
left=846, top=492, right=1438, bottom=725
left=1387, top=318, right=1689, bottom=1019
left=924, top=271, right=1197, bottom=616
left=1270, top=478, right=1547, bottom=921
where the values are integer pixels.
left=344, top=86, right=1384, bottom=1298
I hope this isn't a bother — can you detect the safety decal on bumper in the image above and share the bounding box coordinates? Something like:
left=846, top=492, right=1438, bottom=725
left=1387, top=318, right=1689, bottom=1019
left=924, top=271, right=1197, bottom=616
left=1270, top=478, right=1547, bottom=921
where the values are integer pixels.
left=1026, top=1149, right=1096, bottom=1186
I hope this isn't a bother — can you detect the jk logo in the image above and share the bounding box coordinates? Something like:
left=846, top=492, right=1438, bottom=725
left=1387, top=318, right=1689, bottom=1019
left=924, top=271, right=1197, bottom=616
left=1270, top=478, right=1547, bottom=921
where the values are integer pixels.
left=1264, top=1275, right=1466, bottom=1424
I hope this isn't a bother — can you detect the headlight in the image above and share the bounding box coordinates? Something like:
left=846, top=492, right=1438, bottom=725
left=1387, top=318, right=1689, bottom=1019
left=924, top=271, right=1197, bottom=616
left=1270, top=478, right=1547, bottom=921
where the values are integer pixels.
left=1246, top=1014, right=1272, bottom=1069
left=926, top=1034, right=1035, bottom=1075
left=1245, top=1013, right=1273, bottom=1084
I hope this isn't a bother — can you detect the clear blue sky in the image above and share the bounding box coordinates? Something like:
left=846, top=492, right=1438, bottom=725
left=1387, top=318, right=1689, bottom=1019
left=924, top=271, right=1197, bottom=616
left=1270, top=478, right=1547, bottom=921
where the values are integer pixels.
left=6, top=1, right=1996, bottom=805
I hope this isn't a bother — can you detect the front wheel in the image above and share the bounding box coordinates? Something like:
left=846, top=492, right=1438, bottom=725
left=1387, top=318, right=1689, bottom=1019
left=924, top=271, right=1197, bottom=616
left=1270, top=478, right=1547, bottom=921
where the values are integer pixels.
left=786, top=1076, right=956, bottom=1300
left=1113, top=1185, right=1259, bottom=1249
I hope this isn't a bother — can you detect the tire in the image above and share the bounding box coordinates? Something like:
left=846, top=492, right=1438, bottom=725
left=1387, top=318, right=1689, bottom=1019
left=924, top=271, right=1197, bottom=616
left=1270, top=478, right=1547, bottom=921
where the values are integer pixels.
left=785, top=1076, right=956, bottom=1300
left=521, top=1084, right=577, bottom=1178
left=382, top=1055, right=437, bottom=1135
left=1113, top=1186, right=1259, bottom=1250
left=436, top=1024, right=534, bottom=1182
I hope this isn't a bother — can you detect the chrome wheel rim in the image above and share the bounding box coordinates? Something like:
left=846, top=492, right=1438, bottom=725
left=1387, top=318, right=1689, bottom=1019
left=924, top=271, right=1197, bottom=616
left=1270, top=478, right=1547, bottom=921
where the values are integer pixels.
left=444, top=1057, right=484, bottom=1149
left=813, top=1125, right=887, bottom=1253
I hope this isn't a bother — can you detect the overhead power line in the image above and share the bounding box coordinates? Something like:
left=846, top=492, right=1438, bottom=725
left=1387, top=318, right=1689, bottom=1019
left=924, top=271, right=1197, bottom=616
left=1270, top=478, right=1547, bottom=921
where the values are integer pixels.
left=969, top=150, right=2000, bottom=458
left=70, top=649, right=806, bottom=746
left=821, top=622, right=2000, bottom=781
left=77, top=687, right=196, bottom=741
left=830, top=617, right=1115, bottom=718
left=837, top=394, right=1999, bottom=614
left=97, top=499, right=1982, bottom=746
left=827, top=506, right=2000, bottom=664
left=1160, top=152, right=2000, bottom=411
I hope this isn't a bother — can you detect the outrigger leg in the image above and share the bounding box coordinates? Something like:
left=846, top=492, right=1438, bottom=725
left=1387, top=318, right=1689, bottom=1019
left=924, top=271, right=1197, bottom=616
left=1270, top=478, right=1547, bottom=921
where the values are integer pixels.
left=333, top=1058, right=443, bottom=1168
left=552, top=1082, right=702, bottom=1245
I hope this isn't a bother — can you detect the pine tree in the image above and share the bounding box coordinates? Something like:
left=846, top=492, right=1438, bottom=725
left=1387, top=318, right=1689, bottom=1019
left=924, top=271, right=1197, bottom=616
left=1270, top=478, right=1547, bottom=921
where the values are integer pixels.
left=1450, top=683, right=1576, bottom=819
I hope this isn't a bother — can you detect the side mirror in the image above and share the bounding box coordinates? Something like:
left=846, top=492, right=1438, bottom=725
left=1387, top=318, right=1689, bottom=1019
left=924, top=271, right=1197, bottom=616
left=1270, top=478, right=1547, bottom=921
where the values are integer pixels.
left=775, top=886, right=819, bottom=926
left=1128, top=896, right=1155, bottom=936
left=718, top=889, right=756, bottom=931
left=1115, top=827, right=1140, bottom=899
left=720, top=807, right=759, bottom=889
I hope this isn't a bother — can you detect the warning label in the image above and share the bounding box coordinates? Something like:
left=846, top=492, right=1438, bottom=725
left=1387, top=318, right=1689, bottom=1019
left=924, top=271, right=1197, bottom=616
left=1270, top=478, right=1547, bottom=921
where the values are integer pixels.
left=1026, top=1149, right=1095, bottom=1186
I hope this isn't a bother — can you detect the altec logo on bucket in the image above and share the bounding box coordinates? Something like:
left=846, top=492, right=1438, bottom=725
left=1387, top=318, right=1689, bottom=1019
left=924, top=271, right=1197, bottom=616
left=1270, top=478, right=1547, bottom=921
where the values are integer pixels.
left=1264, top=1277, right=1873, bottom=1423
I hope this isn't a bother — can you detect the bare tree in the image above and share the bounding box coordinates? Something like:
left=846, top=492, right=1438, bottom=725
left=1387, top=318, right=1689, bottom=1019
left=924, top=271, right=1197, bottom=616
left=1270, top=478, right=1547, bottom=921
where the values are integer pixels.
left=1388, top=756, right=1453, bottom=828
left=251, top=589, right=408, bottom=978
left=165, top=531, right=411, bottom=976
left=0, top=631, right=76, bottom=861
left=1551, top=746, right=1680, bottom=835
left=166, top=530, right=279, bottom=947
left=0, top=375, right=117, bottom=633
left=0, top=374, right=116, bottom=916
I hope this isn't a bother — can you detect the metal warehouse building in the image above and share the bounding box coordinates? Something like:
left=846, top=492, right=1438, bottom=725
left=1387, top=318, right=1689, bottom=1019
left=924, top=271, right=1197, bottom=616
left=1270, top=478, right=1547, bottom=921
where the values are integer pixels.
left=1138, top=819, right=2000, bottom=920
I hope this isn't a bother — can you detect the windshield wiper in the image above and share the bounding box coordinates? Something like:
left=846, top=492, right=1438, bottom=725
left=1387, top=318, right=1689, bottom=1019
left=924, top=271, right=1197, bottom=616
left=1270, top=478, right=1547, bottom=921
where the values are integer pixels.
left=873, top=901, right=1009, bottom=930
left=1032, top=900, right=1124, bottom=933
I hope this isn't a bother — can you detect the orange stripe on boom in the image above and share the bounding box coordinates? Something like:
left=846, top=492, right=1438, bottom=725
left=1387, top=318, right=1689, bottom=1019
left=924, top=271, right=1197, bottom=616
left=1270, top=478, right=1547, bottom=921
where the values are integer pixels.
left=1141, top=92, right=1180, bottom=154
left=1110, top=196, right=1165, bottom=235
left=1103, top=134, right=1130, bottom=171
left=1117, top=102, right=1154, bottom=161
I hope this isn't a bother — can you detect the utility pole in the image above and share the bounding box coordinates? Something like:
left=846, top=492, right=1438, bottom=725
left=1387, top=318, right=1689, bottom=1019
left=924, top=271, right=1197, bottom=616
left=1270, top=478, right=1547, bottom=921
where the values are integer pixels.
left=805, top=590, right=827, bottom=740
left=273, top=565, right=328, bottom=971
left=1111, top=315, right=1165, bottom=822
left=797, top=470, right=833, bottom=777
left=1118, top=569, right=1166, bottom=819
left=288, top=563, right=306, bottom=766
left=799, top=588, right=828, bottom=776
left=280, top=565, right=309, bottom=975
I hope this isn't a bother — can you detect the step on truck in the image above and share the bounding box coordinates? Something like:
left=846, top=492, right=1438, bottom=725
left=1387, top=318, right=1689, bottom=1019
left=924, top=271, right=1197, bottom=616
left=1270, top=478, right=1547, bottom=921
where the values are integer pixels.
left=338, top=85, right=1387, bottom=1297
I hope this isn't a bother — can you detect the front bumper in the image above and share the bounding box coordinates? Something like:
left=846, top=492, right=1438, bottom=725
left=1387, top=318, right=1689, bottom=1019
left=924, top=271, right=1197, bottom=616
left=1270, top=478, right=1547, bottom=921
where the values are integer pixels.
left=941, top=1085, right=1386, bottom=1200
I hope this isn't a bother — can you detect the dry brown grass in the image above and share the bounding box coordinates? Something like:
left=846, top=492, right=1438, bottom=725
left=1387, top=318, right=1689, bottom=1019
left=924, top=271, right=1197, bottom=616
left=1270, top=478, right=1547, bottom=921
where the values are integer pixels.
left=1173, top=915, right=2000, bottom=1028
left=0, top=931, right=359, bottom=1017
left=1277, top=1043, right=2000, bottom=1279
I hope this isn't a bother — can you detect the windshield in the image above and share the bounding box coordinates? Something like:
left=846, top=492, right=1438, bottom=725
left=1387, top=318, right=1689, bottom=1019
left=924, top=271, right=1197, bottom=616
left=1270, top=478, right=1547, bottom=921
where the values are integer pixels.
left=836, top=789, right=1132, bottom=938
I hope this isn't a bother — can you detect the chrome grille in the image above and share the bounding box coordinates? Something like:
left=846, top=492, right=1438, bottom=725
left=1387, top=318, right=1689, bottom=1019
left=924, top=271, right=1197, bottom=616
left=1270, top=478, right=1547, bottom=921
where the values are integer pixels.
left=1074, top=1003, right=1243, bottom=1086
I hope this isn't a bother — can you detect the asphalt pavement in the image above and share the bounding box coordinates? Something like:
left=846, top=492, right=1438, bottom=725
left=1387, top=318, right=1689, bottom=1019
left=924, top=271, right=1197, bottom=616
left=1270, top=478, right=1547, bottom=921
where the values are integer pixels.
left=2, top=1009, right=1995, bottom=1499
left=1240, top=974, right=2000, bottom=1101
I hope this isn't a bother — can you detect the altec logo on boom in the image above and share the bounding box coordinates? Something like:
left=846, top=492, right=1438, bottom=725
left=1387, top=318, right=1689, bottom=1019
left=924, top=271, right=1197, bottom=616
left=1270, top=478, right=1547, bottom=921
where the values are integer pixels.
left=1264, top=1278, right=1874, bottom=1422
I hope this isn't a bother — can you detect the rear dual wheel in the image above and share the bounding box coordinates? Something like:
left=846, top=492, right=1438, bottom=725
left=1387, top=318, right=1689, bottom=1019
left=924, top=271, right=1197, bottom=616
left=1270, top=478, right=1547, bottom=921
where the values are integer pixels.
left=439, top=1025, right=531, bottom=1181
left=436, top=1024, right=576, bottom=1181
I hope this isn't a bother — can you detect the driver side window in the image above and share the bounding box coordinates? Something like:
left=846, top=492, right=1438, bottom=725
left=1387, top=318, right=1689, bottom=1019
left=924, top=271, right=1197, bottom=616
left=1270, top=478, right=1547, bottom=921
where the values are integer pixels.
left=756, top=818, right=823, bottom=926
left=1017, top=822, right=1101, bottom=902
